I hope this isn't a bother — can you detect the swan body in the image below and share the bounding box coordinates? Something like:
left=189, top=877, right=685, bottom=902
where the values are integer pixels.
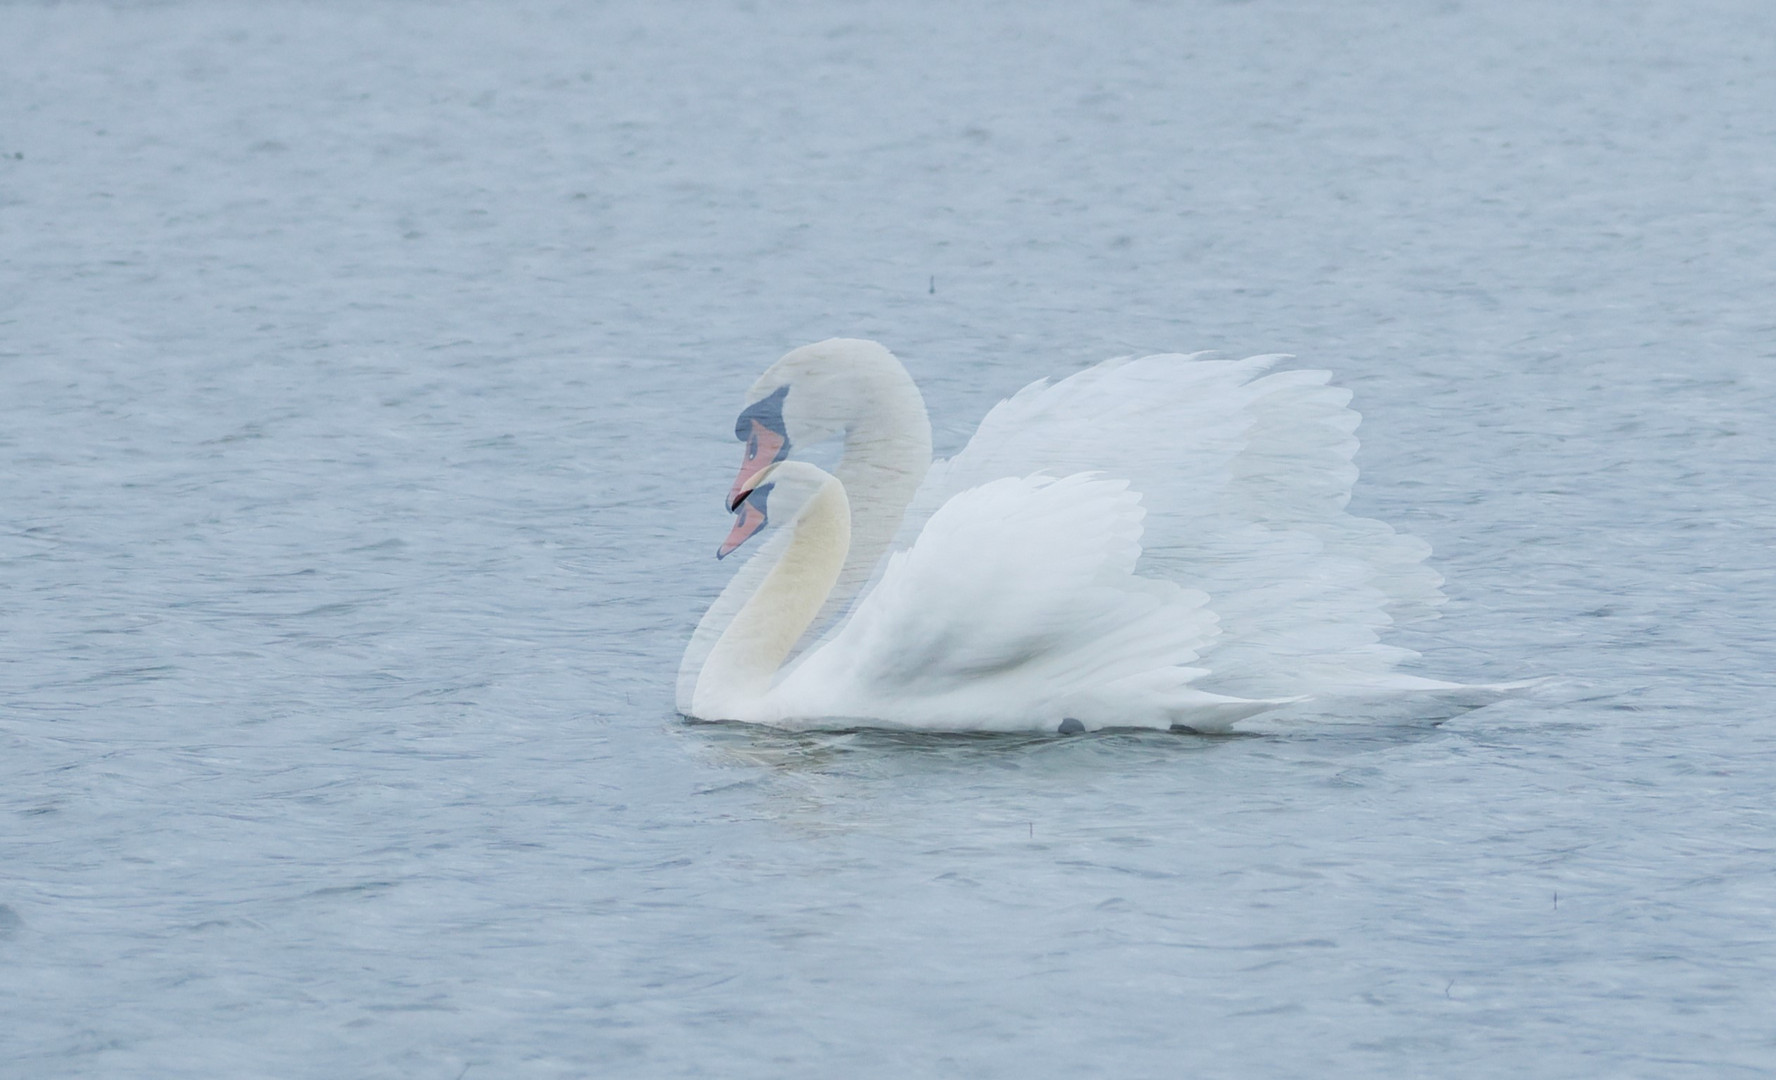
left=681, top=339, right=1471, bottom=733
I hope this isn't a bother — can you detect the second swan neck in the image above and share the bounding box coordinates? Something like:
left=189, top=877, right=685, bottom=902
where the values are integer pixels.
left=693, top=468, right=851, bottom=719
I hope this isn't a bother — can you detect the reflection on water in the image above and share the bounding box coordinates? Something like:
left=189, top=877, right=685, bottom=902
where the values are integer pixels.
left=686, top=717, right=1231, bottom=772
left=682, top=704, right=1495, bottom=791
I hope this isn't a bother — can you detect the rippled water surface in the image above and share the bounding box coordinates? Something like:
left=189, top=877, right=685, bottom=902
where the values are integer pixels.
left=4, top=1, right=1775, bottom=1076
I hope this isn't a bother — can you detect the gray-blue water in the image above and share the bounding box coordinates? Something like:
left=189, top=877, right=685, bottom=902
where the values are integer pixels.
left=4, top=2, right=1774, bottom=1076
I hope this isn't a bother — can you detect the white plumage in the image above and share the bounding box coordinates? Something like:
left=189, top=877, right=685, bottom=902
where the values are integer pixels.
left=680, top=339, right=1484, bottom=733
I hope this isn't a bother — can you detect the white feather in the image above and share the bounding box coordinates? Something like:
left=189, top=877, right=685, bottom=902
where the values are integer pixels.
left=683, top=342, right=1496, bottom=733
left=884, top=353, right=1445, bottom=700
left=768, top=473, right=1285, bottom=732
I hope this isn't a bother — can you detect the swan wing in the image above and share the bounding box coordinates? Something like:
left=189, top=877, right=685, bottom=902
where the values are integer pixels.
left=893, top=354, right=1446, bottom=699
left=771, top=473, right=1277, bottom=731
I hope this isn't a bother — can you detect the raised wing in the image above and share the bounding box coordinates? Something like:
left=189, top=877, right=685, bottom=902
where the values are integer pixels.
left=772, top=473, right=1231, bottom=728
left=890, top=354, right=1446, bottom=699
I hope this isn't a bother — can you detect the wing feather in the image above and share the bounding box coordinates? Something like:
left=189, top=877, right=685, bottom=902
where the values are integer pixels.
left=882, top=353, right=1445, bottom=699
left=774, top=473, right=1224, bottom=727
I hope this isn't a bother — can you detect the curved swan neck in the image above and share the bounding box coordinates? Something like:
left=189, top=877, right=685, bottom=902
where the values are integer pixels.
left=826, top=358, right=932, bottom=614
left=694, top=470, right=851, bottom=718
left=732, top=339, right=932, bottom=649
left=834, top=373, right=932, bottom=493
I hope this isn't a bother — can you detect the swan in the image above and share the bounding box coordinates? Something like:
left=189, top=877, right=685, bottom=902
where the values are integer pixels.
left=679, top=339, right=1474, bottom=733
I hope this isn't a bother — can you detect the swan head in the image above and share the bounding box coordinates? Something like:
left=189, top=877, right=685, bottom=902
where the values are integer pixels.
left=717, top=460, right=844, bottom=560
left=726, top=338, right=917, bottom=511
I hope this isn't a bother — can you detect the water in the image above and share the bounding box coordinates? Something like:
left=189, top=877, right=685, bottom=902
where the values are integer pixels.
left=3, top=1, right=1774, bottom=1075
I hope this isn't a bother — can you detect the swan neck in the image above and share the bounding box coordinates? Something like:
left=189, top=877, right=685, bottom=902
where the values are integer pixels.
left=828, top=367, right=931, bottom=606
left=695, top=475, right=851, bottom=718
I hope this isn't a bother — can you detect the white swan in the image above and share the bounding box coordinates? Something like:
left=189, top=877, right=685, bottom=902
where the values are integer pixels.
left=679, top=339, right=1472, bottom=733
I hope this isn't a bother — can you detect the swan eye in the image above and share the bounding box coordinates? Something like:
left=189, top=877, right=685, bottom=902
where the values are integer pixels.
left=740, top=420, right=787, bottom=468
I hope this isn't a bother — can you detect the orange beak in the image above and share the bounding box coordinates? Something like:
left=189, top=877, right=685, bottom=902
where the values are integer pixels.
left=726, top=420, right=786, bottom=512
left=717, top=496, right=768, bottom=559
